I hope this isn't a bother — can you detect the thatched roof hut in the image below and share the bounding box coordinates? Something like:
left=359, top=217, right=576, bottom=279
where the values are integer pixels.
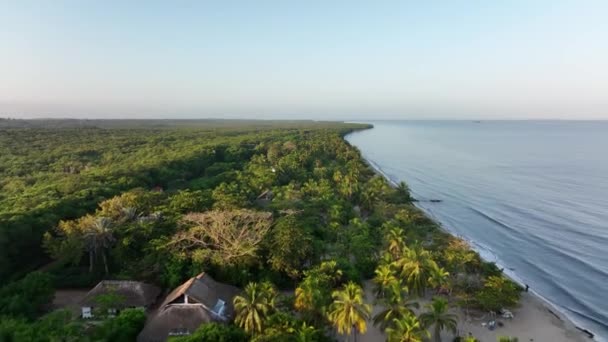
left=255, top=189, right=274, bottom=206
left=256, top=189, right=273, bottom=200
left=137, top=304, right=214, bottom=341
left=137, top=273, right=240, bottom=342
left=80, top=280, right=161, bottom=309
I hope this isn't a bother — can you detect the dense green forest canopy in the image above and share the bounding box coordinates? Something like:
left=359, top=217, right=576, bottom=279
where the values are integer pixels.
left=0, top=119, right=368, bottom=282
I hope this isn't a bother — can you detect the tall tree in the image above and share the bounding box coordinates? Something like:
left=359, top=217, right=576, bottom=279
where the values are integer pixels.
left=327, top=282, right=371, bottom=342
left=419, top=297, right=458, bottom=342
left=394, top=243, right=439, bottom=297
left=84, top=217, right=115, bottom=274
left=43, top=214, right=115, bottom=273
left=360, top=176, right=388, bottom=210
left=428, top=265, right=450, bottom=293
left=373, top=282, right=419, bottom=331
left=333, top=170, right=359, bottom=200
left=372, top=264, right=398, bottom=298
left=396, top=181, right=412, bottom=202
left=385, top=227, right=406, bottom=259
left=266, top=215, right=313, bottom=279
left=169, top=209, right=272, bottom=266
left=233, top=282, right=276, bottom=334
left=295, top=261, right=342, bottom=324
left=385, top=314, right=429, bottom=342
left=294, top=322, right=319, bottom=342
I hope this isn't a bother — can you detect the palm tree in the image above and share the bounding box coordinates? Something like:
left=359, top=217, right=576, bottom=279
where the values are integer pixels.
left=373, top=282, right=419, bottom=331
left=260, top=280, right=277, bottom=308
left=419, top=297, right=458, bottom=342
left=336, top=171, right=358, bottom=200
left=386, top=314, right=430, bottom=342
left=120, top=207, right=139, bottom=221
left=386, top=227, right=406, bottom=259
left=233, top=282, right=275, bottom=334
left=359, top=189, right=374, bottom=211
left=294, top=283, right=315, bottom=311
left=379, top=251, right=394, bottom=266
left=327, top=282, right=371, bottom=342
left=372, top=264, right=398, bottom=298
left=397, top=181, right=411, bottom=201
left=347, top=169, right=361, bottom=198
left=428, top=265, right=450, bottom=293
left=295, top=278, right=327, bottom=324
left=83, top=217, right=115, bottom=274
left=395, top=243, right=438, bottom=297
left=295, top=322, right=318, bottom=342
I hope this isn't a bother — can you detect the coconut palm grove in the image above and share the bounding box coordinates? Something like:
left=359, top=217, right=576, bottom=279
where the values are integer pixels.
left=0, top=119, right=521, bottom=341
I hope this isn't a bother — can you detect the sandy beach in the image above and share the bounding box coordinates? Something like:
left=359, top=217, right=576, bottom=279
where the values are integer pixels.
left=341, top=148, right=598, bottom=342
left=453, top=291, right=588, bottom=342
left=351, top=280, right=590, bottom=342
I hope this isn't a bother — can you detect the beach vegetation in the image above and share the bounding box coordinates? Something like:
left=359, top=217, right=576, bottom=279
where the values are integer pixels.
left=394, top=243, right=442, bottom=297
left=373, top=282, right=419, bottom=331
left=476, top=276, right=521, bottom=312
left=233, top=281, right=277, bottom=334
left=327, top=281, right=372, bottom=341
left=295, top=261, right=343, bottom=324
left=420, top=297, right=458, bottom=342
left=372, top=263, right=398, bottom=298
left=385, top=313, right=430, bottom=342
left=249, top=312, right=329, bottom=342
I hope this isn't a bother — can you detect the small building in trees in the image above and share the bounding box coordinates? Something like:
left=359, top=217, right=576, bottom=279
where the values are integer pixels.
left=137, top=273, right=240, bottom=342
left=80, top=280, right=160, bottom=319
left=255, top=189, right=274, bottom=206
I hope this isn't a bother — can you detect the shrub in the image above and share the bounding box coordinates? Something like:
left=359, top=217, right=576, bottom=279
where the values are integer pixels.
left=93, top=308, right=146, bottom=342
left=475, top=276, right=521, bottom=312
left=169, top=322, right=247, bottom=342
left=0, top=272, right=54, bottom=319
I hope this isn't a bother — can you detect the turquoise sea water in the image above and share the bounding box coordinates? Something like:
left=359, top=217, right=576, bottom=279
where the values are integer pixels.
left=346, top=121, right=608, bottom=340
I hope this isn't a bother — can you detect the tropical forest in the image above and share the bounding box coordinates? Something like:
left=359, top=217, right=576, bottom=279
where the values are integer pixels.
left=0, top=119, right=521, bottom=342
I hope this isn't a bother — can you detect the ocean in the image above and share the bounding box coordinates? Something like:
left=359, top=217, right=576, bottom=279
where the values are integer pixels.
left=345, top=121, right=608, bottom=340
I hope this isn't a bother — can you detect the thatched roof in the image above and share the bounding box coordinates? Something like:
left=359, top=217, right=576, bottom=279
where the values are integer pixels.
left=256, top=189, right=273, bottom=200
left=137, top=273, right=240, bottom=342
left=137, top=304, right=214, bottom=342
left=159, top=272, right=240, bottom=318
left=80, top=280, right=160, bottom=308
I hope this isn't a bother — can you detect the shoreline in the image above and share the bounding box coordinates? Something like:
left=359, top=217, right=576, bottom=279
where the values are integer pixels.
left=356, top=281, right=590, bottom=342
left=344, top=131, right=596, bottom=341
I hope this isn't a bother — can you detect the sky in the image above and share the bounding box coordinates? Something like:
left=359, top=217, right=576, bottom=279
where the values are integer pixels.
left=1, top=1, right=607, bottom=120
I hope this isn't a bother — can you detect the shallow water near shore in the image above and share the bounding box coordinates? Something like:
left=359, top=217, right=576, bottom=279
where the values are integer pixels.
left=346, top=120, right=608, bottom=341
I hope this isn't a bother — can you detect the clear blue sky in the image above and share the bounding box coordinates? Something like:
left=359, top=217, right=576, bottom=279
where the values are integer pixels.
left=1, top=1, right=607, bottom=119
